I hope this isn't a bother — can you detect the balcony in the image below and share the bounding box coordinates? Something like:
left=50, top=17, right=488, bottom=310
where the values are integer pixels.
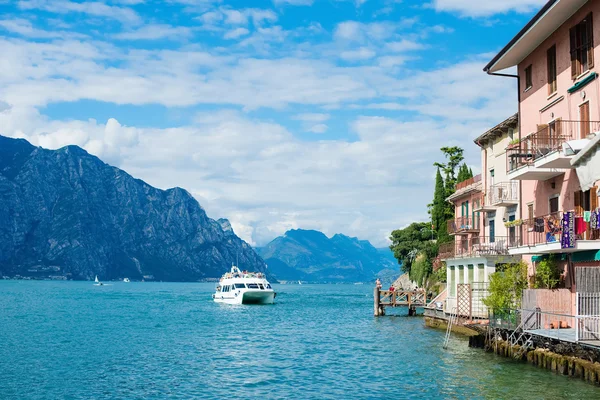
left=439, top=236, right=514, bottom=260
left=447, top=216, right=480, bottom=235
left=488, top=182, right=519, bottom=207
left=506, top=120, right=600, bottom=181
left=509, top=211, right=600, bottom=255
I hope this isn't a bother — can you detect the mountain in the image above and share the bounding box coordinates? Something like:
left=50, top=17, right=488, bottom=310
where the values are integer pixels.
left=256, top=229, right=399, bottom=283
left=0, top=135, right=266, bottom=281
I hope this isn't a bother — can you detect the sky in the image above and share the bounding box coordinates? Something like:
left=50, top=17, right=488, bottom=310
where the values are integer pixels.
left=0, top=0, right=548, bottom=247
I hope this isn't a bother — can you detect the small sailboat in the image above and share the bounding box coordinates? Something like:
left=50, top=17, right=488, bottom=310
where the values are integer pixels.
left=93, top=276, right=104, bottom=286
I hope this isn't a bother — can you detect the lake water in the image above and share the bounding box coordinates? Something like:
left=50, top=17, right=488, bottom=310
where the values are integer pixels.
left=0, top=281, right=597, bottom=399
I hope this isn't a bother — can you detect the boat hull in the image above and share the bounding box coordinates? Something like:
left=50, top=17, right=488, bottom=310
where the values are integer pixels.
left=213, top=289, right=275, bottom=305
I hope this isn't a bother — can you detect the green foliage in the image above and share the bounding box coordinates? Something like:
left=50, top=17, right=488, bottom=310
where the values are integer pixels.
left=534, top=256, right=561, bottom=289
left=389, top=223, right=438, bottom=274
left=410, top=253, right=432, bottom=287
left=431, top=264, right=447, bottom=283
left=456, top=163, right=473, bottom=183
left=431, top=168, right=449, bottom=243
left=433, top=146, right=465, bottom=193
left=483, top=261, right=528, bottom=312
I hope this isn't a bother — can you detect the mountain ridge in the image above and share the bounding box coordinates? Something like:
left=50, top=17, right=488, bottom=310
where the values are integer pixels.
left=0, top=135, right=266, bottom=281
left=257, top=229, right=398, bottom=282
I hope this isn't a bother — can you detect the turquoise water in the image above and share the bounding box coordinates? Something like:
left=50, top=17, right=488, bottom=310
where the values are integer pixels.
left=0, top=282, right=597, bottom=399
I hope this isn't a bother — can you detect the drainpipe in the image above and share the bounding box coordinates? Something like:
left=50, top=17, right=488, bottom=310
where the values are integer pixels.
left=486, top=71, right=522, bottom=245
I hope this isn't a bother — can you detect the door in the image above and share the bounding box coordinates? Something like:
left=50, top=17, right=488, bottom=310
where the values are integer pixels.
left=489, top=219, right=495, bottom=243
left=580, top=102, right=590, bottom=139
left=508, top=214, right=516, bottom=246
left=549, top=196, right=559, bottom=214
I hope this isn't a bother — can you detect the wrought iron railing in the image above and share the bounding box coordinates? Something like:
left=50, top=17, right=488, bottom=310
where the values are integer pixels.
left=510, top=211, right=600, bottom=248
left=440, top=236, right=512, bottom=259
left=487, top=182, right=519, bottom=205
left=447, top=216, right=480, bottom=234
left=506, top=120, right=600, bottom=172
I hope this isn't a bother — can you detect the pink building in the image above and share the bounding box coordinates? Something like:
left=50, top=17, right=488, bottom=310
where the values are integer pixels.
left=441, top=117, right=521, bottom=318
left=485, top=0, right=600, bottom=343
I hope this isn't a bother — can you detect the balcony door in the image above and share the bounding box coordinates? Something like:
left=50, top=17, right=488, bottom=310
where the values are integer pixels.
left=508, top=214, right=516, bottom=245
left=489, top=219, right=495, bottom=243
left=580, top=102, right=590, bottom=139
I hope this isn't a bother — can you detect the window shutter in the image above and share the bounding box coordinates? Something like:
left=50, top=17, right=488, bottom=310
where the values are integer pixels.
left=571, top=27, right=578, bottom=79
left=575, top=191, right=583, bottom=216
left=587, top=13, right=594, bottom=69
left=555, top=118, right=562, bottom=136
left=591, top=186, right=598, bottom=210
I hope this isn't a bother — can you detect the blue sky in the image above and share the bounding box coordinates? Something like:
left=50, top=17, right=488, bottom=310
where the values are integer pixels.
left=0, top=0, right=547, bottom=246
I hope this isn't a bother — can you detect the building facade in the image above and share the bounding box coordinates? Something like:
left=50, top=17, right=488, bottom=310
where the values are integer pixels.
left=442, top=115, right=521, bottom=317
left=485, top=0, right=600, bottom=343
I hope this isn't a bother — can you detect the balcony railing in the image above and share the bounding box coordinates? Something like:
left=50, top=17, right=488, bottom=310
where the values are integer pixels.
left=506, top=120, right=600, bottom=172
left=439, top=236, right=513, bottom=259
left=448, top=216, right=480, bottom=235
left=487, top=182, right=519, bottom=206
left=510, top=211, right=600, bottom=248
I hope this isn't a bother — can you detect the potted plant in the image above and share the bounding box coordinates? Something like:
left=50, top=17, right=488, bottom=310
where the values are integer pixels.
left=507, top=138, right=521, bottom=150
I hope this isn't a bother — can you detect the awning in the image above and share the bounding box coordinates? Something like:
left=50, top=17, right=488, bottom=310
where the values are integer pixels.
left=571, top=134, right=600, bottom=192
left=567, top=72, right=598, bottom=93
left=572, top=250, right=600, bottom=263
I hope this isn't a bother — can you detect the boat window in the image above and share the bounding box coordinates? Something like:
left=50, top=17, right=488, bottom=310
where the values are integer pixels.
left=235, top=283, right=246, bottom=289
left=247, top=283, right=259, bottom=289
left=258, top=284, right=264, bottom=290
left=265, top=284, right=272, bottom=289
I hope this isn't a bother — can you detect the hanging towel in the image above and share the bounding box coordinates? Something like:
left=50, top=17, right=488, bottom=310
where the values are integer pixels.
left=575, top=217, right=587, bottom=235
left=584, top=211, right=592, bottom=222
left=592, top=211, right=599, bottom=230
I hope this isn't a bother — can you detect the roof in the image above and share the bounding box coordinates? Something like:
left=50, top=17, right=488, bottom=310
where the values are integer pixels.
left=446, top=181, right=482, bottom=203
left=484, top=0, right=588, bottom=73
left=474, top=113, right=518, bottom=146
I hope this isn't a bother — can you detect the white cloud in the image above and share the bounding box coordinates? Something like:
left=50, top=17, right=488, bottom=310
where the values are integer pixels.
left=340, top=47, right=376, bottom=61
left=294, top=113, right=330, bottom=122
left=430, top=0, right=547, bottom=17
left=18, top=0, right=142, bottom=25
left=386, top=39, right=424, bottom=52
left=0, top=18, right=83, bottom=39
left=307, top=123, right=328, bottom=133
left=273, top=0, right=313, bottom=5
left=223, top=27, right=250, bottom=39
left=113, top=24, right=193, bottom=40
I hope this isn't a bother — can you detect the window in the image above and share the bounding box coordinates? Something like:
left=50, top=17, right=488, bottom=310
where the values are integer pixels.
left=525, top=64, right=533, bottom=90
left=449, top=267, right=455, bottom=296
left=570, top=13, right=594, bottom=79
left=528, top=204, right=534, bottom=222
left=508, top=128, right=514, bottom=141
left=549, top=196, right=559, bottom=214
left=490, top=169, right=495, bottom=187
left=247, top=283, right=259, bottom=289
left=468, top=265, right=474, bottom=285
left=235, top=283, right=246, bottom=289
left=489, top=219, right=495, bottom=243
left=547, top=45, right=557, bottom=94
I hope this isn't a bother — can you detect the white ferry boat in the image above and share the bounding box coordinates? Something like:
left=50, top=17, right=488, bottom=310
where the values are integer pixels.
left=213, top=265, right=275, bottom=305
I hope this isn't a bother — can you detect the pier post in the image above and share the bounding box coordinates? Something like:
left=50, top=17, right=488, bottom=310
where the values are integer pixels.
left=374, top=286, right=381, bottom=316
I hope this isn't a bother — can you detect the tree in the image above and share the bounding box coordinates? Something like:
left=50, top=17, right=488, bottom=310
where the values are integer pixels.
left=431, top=168, right=450, bottom=243
left=389, top=223, right=438, bottom=274
left=534, top=256, right=561, bottom=289
left=410, top=253, right=432, bottom=288
left=457, top=163, right=473, bottom=183
left=483, top=261, right=528, bottom=313
left=433, top=146, right=465, bottom=194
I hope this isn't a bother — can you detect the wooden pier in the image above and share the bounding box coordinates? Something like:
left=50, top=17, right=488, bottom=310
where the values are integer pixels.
left=374, top=287, right=427, bottom=316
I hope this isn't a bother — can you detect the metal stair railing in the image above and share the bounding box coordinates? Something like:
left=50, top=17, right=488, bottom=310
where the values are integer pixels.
left=443, top=307, right=457, bottom=349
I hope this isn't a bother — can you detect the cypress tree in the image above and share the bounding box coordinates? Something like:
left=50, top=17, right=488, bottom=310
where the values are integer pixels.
left=432, top=168, right=449, bottom=242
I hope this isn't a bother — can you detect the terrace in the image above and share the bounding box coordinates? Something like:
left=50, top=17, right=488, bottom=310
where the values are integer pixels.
left=508, top=211, right=600, bottom=255
left=506, top=120, right=600, bottom=181
left=439, top=236, right=515, bottom=260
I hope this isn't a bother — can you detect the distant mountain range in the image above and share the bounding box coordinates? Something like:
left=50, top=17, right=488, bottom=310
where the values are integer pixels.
left=0, top=135, right=265, bottom=281
left=256, top=229, right=399, bottom=283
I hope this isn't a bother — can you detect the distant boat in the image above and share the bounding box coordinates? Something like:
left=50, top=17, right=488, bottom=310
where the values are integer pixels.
left=298, top=281, right=302, bottom=285
left=93, top=276, right=104, bottom=286
left=123, top=278, right=130, bottom=283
